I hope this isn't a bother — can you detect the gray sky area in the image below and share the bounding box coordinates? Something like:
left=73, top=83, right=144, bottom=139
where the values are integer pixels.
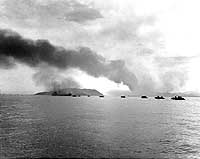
left=0, top=0, right=199, bottom=95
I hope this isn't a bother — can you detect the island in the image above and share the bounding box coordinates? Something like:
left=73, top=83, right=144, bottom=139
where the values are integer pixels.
left=35, top=88, right=103, bottom=97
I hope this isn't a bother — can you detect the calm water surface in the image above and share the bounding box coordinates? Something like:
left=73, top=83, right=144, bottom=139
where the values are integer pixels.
left=1, top=96, right=200, bottom=158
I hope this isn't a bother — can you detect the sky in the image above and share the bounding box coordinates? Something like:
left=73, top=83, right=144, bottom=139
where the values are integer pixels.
left=0, top=0, right=200, bottom=95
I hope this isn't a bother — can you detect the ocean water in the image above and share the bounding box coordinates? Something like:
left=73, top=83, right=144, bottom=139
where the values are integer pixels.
left=1, top=95, right=200, bottom=158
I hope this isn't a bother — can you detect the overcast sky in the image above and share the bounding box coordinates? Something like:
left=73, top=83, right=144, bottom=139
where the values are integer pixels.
left=0, top=0, right=200, bottom=95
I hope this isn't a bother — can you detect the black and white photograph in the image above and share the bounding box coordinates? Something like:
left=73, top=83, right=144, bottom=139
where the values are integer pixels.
left=0, top=0, right=200, bottom=158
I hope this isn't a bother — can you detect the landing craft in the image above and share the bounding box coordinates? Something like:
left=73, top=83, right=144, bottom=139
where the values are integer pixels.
left=155, top=96, right=165, bottom=99
left=171, top=96, right=185, bottom=100
left=141, top=95, right=148, bottom=99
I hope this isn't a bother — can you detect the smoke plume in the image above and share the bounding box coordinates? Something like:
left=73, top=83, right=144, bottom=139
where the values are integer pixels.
left=33, top=65, right=81, bottom=91
left=0, top=29, right=137, bottom=90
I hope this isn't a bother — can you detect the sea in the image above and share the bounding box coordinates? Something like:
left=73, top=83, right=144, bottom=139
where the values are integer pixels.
left=1, top=95, right=200, bottom=158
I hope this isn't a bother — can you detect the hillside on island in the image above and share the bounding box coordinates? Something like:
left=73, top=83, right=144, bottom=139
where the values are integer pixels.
left=35, top=88, right=103, bottom=96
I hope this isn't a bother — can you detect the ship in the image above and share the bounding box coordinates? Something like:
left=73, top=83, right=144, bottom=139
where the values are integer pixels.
left=155, top=96, right=165, bottom=99
left=141, top=95, right=148, bottom=99
left=171, top=96, right=185, bottom=100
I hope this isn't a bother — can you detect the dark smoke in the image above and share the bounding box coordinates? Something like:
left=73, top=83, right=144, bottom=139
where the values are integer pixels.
left=0, top=29, right=137, bottom=90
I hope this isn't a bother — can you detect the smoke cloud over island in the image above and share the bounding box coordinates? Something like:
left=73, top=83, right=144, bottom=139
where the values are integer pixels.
left=0, top=0, right=196, bottom=95
left=0, top=29, right=137, bottom=91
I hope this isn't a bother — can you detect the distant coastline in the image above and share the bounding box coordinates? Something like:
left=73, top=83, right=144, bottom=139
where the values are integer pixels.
left=0, top=90, right=200, bottom=97
left=35, top=88, right=103, bottom=97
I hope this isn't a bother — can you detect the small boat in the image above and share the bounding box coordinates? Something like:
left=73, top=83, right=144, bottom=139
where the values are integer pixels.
left=99, top=95, right=104, bottom=98
left=171, top=96, right=185, bottom=100
left=52, top=91, right=72, bottom=96
left=141, top=96, right=148, bottom=99
left=52, top=91, right=58, bottom=96
left=72, top=95, right=77, bottom=97
left=155, top=96, right=165, bottom=99
left=121, top=95, right=126, bottom=98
